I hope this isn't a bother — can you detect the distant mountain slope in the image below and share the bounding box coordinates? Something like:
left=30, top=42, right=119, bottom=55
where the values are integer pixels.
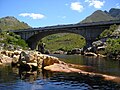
left=108, top=8, right=120, bottom=19
left=0, top=16, right=31, bottom=30
left=80, top=10, right=117, bottom=23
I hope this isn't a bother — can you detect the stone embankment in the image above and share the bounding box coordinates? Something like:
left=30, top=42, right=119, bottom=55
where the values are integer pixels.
left=0, top=50, right=120, bottom=83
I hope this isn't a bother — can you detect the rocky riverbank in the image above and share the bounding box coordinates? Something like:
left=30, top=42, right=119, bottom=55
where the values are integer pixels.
left=0, top=50, right=120, bottom=84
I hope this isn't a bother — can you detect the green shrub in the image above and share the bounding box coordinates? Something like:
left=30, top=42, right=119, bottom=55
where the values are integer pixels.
left=0, top=31, right=28, bottom=49
left=105, top=38, right=120, bottom=56
left=99, top=24, right=118, bottom=38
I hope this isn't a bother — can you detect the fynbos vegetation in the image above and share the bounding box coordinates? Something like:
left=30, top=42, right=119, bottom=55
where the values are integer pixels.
left=99, top=24, right=120, bottom=59
left=42, top=33, right=86, bottom=51
left=0, top=31, right=28, bottom=50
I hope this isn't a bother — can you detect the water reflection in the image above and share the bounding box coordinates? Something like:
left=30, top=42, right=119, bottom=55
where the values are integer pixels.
left=0, top=65, right=120, bottom=90
left=12, top=67, right=54, bottom=82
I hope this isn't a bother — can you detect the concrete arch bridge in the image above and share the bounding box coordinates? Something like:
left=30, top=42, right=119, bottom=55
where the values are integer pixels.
left=11, top=20, right=120, bottom=50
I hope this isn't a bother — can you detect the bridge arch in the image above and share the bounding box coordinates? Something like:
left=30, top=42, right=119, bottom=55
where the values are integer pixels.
left=26, top=29, right=87, bottom=50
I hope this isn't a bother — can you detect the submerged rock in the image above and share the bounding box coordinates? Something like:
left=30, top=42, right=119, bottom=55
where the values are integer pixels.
left=84, top=52, right=98, bottom=57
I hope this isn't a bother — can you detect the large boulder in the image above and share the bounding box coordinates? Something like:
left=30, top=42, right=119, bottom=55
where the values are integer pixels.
left=92, top=40, right=104, bottom=47
left=44, top=63, right=82, bottom=73
left=12, top=55, right=20, bottom=65
left=0, top=54, right=12, bottom=64
left=42, top=55, right=60, bottom=67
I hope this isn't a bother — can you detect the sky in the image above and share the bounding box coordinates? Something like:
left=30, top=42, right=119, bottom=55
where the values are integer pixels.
left=0, top=0, right=120, bottom=27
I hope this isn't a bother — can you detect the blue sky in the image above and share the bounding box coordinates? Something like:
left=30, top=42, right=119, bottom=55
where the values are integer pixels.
left=0, top=0, right=120, bottom=27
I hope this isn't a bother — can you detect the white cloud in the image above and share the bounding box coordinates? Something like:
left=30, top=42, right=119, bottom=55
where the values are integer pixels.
left=116, top=3, right=120, bottom=8
left=85, top=0, right=105, bottom=9
left=19, top=13, right=45, bottom=19
left=70, top=2, right=84, bottom=12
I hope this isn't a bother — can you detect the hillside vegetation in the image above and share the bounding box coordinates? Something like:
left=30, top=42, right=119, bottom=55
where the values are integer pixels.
left=0, top=31, right=28, bottom=50
left=99, top=24, right=120, bottom=58
left=42, top=33, right=86, bottom=51
left=0, top=16, right=30, bottom=30
left=0, top=16, right=30, bottom=50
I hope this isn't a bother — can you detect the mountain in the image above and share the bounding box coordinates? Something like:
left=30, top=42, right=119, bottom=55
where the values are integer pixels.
left=0, top=16, right=31, bottom=30
left=108, top=8, right=120, bottom=19
left=80, top=10, right=116, bottom=23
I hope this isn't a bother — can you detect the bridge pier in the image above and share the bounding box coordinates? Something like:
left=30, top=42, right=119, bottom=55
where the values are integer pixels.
left=82, top=39, right=95, bottom=53
left=86, top=39, right=94, bottom=48
left=27, top=41, right=37, bottom=50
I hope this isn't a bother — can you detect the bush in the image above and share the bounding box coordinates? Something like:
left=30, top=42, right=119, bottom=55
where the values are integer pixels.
left=105, top=38, right=120, bottom=58
left=99, top=24, right=118, bottom=38
left=0, top=31, right=28, bottom=49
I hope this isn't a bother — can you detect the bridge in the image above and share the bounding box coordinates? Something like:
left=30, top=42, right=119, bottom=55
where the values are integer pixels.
left=10, top=20, right=120, bottom=50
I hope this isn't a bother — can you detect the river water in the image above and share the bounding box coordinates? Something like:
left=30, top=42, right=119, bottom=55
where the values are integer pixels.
left=0, top=55, right=120, bottom=90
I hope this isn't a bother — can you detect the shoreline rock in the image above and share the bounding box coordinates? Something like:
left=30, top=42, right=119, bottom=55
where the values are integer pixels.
left=84, top=52, right=98, bottom=57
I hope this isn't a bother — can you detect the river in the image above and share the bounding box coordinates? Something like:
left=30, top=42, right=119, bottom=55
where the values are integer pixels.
left=0, top=54, right=120, bottom=90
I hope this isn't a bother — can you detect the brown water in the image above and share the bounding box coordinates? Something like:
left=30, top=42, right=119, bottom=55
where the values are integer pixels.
left=0, top=55, right=120, bottom=90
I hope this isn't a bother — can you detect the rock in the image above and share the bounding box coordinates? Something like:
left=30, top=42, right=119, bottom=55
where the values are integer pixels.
left=27, top=63, right=37, bottom=70
left=0, top=43, right=5, bottom=50
left=14, top=50, right=22, bottom=56
left=42, top=56, right=60, bottom=67
left=84, top=52, right=98, bottom=57
left=66, top=50, right=72, bottom=55
left=1, top=50, right=7, bottom=55
left=86, top=47, right=92, bottom=52
left=38, top=42, right=45, bottom=54
left=44, top=63, right=82, bottom=73
left=71, top=48, right=81, bottom=54
left=92, top=40, right=104, bottom=46
left=0, top=54, right=12, bottom=64
left=67, top=48, right=82, bottom=55
left=7, top=44, right=14, bottom=51
left=97, top=46, right=106, bottom=51
left=1, top=50, right=14, bottom=57
left=12, top=55, right=20, bottom=65
left=37, top=55, right=44, bottom=69
left=97, top=54, right=106, bottom=58
left=53, top=50, right=64, bottom=54
left=44, top=50, right=50, bottom=54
